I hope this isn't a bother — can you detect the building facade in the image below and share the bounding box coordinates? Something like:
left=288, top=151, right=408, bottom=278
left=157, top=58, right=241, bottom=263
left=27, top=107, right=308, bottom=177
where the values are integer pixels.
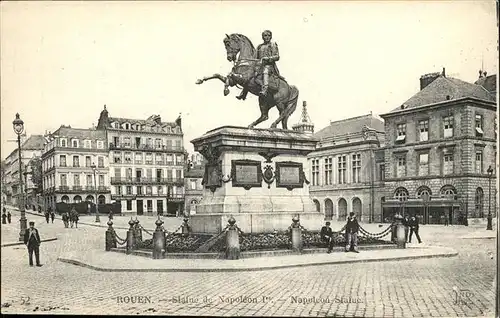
left=184, top=152, right=205, bottom=216
left=96, top=106, right=185, bottom=216
left=379, top=70, right=497, bottom=224
left=309, top=114, right=386, bottom=223
left=4, top=135, right=45, bottom=207
left=41, top=126, right=111, bottom=211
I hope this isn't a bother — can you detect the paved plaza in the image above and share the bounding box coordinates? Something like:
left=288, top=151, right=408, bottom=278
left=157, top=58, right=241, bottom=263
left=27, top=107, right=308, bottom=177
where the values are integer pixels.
left=1, top=207, right=497, bottom=317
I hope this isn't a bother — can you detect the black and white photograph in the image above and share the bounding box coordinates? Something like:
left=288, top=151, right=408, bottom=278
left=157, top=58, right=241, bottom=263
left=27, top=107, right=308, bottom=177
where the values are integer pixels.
left=1, top=1, right=499, bottom=316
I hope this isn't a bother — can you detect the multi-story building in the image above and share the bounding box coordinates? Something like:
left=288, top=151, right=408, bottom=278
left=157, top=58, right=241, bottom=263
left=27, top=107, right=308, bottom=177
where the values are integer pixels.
left=41, top=126, right=111, bottom=211
left=96, top=106, right=185, bottom=216
left=379, top=69, right=497, bottom=224
left=184, top=152, right=205, bottom=216
left=308, top=112, right=386, bottom=222
left=4, top=134, right=45, bottom=206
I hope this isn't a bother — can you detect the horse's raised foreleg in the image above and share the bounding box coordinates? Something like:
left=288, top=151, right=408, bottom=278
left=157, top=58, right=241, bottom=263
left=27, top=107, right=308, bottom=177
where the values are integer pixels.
left=248, top=97, right=270, bottom=128
left=195, top=73, right=227, bottom=85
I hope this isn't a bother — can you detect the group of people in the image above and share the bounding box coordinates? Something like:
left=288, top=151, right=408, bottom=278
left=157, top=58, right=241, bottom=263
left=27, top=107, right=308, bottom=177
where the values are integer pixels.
left=44, top=207, right=55, bottom=224
left=61, top=208, right=79, bottom=228
left=320, top=212, right=360, bottom=254
left=2, top=207, right=12, bottom=224
left=402, top=215, right=422, bottom=244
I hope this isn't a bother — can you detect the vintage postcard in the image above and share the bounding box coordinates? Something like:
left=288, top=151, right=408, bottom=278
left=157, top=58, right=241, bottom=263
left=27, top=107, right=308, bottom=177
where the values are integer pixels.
left=1, top=1, right=498, bottom=317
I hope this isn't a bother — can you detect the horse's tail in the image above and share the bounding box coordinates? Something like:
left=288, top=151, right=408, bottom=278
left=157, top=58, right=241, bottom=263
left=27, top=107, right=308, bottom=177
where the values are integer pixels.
left=285, top=85, right=299, bottom=117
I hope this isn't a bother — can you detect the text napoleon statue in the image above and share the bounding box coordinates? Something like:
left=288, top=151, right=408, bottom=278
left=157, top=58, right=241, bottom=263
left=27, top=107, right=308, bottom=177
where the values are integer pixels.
left=196, top=30, right=299, bottom=130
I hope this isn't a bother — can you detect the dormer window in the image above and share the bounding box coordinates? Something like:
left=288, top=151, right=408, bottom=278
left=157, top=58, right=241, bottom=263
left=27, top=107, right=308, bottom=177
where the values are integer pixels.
left=84, top=140, right=91, bottom=148
left=395, top=123, right=406, bottom=143
left=475, top=114, right=484, bottom=137
left=125, top=123, right=130, bottom=130
left=60, top=138, right=67, bottom=147
left=72, top=139, right=79, bottom=148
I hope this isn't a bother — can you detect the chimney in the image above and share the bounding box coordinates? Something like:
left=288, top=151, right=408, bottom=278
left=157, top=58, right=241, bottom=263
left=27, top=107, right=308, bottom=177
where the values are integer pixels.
left=442, top=67, right=446, bottom=77
left=419, top=72, right=441, bottom=90
left=154, top=115, right=161, bottom=124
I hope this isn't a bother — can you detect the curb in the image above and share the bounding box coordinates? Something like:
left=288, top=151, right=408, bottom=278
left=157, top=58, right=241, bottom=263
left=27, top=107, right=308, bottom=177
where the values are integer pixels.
left=57, top=249, right=458, bottom=273
left=1, top=237, right=58, bottom=248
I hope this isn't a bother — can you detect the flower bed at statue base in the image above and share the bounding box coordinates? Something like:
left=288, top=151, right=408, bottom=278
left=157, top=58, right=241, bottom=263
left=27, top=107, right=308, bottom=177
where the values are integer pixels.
left=135, top=233, right=213, bottom=252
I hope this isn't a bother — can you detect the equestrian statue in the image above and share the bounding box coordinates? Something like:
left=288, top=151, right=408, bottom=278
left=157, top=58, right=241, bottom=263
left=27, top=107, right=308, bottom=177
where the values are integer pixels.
left=196, top=30, right=299, bottom=130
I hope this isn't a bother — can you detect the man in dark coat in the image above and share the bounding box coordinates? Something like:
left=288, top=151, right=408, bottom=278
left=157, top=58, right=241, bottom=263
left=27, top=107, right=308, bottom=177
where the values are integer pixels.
left=23, top=221, right=42, bottom=267
left=408, top=215, right=422, bottom=243
left=345, top=212, right=360, bottom=253
left=320, top=221, right=334, bottom=253
left=7, top=211, right=11, bottom=224
left=1, top=211, right=6, bottom=224
left=402, top=215, right=410, bottom=243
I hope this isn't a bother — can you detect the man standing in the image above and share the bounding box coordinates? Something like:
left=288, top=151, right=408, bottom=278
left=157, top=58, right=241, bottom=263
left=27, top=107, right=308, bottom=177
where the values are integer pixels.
left=7, top=211, right=11, bottom=224
left=23, top=221, right=42, bottom=267
left=320, top=221, right=334, bottom=253
left=345, top=212, right=360, bottom=253
left=402, top=215, right=410, bottom=243
left=408, top=215, right=422, bottom=244
left=1, top=210, right=6, bottom=224
left=256, top=30, right=280, bottom=96
left=50, top=210, right=55, bottom=223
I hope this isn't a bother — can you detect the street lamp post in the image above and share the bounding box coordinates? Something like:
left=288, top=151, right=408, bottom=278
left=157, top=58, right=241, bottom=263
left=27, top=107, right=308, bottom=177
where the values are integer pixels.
left=91, top=163, right=100, bottom=223
left=13, top=113, right=26, bottom=242
left=487, top=165, right=493, bottom=230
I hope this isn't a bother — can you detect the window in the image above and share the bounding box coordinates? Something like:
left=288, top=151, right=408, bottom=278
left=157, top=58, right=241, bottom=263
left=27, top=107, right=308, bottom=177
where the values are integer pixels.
left=98, top=175, right=104, bottom=186
left=417, top=187, right=431, bottom=200
left=74, top=175, right=80, bottom=186
left=84, top=140, right=91, bottom=148
left=60, top=155, right=67, bottom=167
left=85, top=156, right=91, bottom=167
left=176, top=170, right=182, bottom=180
left=126, top=186, right=132, bottom=195
left=443, top=116, right=454, bottom=138
left=145, top=153, right=153, bottom=164
left=125, top=123, right=130, bottom=130
left=113, top=152, right=121, bottom=163
left=116, top=186, right=122, bottom=195
left=124, top=152, right=132, bottom=163
left=396, top=155, right=406, bottom=178
left=97, top=141, right=104, bottom=149
left=73, top=156, right=80, bottom=167
left=443, top=151, right=454, bottom=175
left=155, top=138, right=162, bottom=149
left=379, top=164, right=385, bottom=181
left=146, top=168, right=153, bottom=179
left=158, top=186, right=163, bottom=195
left=440, top=186, right=456, bottom=199
left=72, top=139, right=78, bottom=148
left=60, top=174, right=67, bottom=186
left=475, top=188, right=484, bottom=218
left=146, top=138, right=153, bottom=147
left=126, top=200, right=132, bottom=211
left=146, top=186, right=152, bottom=195
left=86, top=175, right=93, bottom=186
left=191, top=180, right=196, bottom=190
left=475, top=151, right=483, bottom=173
left=167, top=140, right=173, bottom=149
left=60, top=139, right=67, bottom=147
left=419, top=120, right=429, bottom=141
left=311, top=159, right=319, bottom=186
left=394, top=188, right=409, bottom=201
left=418, top=153, right=429, bottom=176
left=337, top=155, right=347, bottom=184
left=167, top=169, right=173, bottom=180
left=324, top=157, right=333, bottom=185
left=137, top=186, right=143, bottom=195
left=396, top=123, right=406, bottom=143
left=177, top=155, right=184, bottom=164
left=113, top=136, right=120, bottom=146
left=167, top=154, right=173, bottom=163
left=98, top=156, right=104, bottom=168
left=135, top=152, right=142, bottom=164
left=156, top=154, right=163, bottom=164
left=475, top=114, right=484, bottom=137
left=352, top=154, right=361, bottom=183
left=124, top=137, right=131, bottom=148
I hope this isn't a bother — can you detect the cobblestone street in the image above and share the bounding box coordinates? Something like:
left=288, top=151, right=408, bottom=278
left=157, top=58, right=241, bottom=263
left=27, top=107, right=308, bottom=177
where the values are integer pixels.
left=1, top=208, right=496, bottom=317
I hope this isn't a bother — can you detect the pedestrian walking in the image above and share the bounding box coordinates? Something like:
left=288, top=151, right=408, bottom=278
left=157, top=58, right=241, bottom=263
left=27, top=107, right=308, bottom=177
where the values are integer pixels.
left=73, top=210, right=79, bottom=228
left=444, top=213, right=449, bottom=226
left=38, top=205, right=42, bottom=214
left=320, top=221, right=335, bottom=253
left=7, top=211, right=11, bottom=224
left=70, top=208, right=76, bottom=228
left=62, top=212, right=69, bottom=228
left=50, top=211, right=55, bottom=223
left=23, top=221, right=42, bottom=267
left=402, top=215, right=410, bottom=242
left=44, top=211, right=50, bottom=224
left=408, top=215, right=422, bottom=243
left=345, top=212, right=360, bottom=253
left=1, top=211, right=6, bottom=224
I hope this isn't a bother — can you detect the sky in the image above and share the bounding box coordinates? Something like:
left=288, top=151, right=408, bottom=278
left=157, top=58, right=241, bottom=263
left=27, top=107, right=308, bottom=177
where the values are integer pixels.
left=1, top=1, right=498, bottom=158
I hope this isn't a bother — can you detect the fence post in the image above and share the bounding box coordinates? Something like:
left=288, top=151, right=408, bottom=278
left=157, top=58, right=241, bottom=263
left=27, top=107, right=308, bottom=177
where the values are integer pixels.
left=105, top=218, right=116, bottom=251
left=126, top=218, right=136, bottom=254
left=181, top=218, right=190, bottom=237
left=134, top=217, right=142, bottom=242
left=225, top=216, right=240, bottom=260
left=153, top=217, right=165, bottom=259
left=290, top=216, right=303, bottom=252
left=394, top=214, right=406, bottom=249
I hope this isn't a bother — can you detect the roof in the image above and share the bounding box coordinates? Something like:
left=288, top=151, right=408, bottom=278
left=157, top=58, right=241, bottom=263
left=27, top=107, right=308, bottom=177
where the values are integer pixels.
left=108, top=116, right=177, bottom=127
left=390, top=75, right=495, bottom=113
left=474, top=74, right=497, bottom=94
left=51, top=126, right=106, bottom=140
left=22, top=135, right=45, bottom=150
left=314, top=114, right=385, bottom=140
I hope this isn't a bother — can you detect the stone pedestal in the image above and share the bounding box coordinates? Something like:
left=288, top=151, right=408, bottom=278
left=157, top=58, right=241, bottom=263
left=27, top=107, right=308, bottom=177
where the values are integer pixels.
left=190, top=126, right=324, bottom=233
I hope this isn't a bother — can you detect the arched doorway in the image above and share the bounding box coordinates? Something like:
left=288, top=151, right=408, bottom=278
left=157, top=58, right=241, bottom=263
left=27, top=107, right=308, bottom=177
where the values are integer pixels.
left=190, top=199, right=198, bottom=215
left=98, top=195, right=106, bottom=204
left=85, top=195, right=94, bottom=203
left=338, top=198, right=347, bottom=221
left=352, top=197, right=362, bottom=221
left=313, top=199, right=321, bottom=213
left=73, top=195, right=82, bottom=204
left=324, top=199, right=333, bottom=220
left=61, top=195, right=69, bottom=203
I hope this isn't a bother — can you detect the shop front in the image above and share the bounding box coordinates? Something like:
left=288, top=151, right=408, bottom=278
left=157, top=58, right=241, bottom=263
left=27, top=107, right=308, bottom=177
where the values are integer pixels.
left=382, top=197, right=461, bottom=225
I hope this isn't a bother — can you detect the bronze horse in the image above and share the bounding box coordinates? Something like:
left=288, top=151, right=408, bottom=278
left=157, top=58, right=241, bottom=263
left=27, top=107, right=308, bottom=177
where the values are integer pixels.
left=196, top=33, right=299, bottom=129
